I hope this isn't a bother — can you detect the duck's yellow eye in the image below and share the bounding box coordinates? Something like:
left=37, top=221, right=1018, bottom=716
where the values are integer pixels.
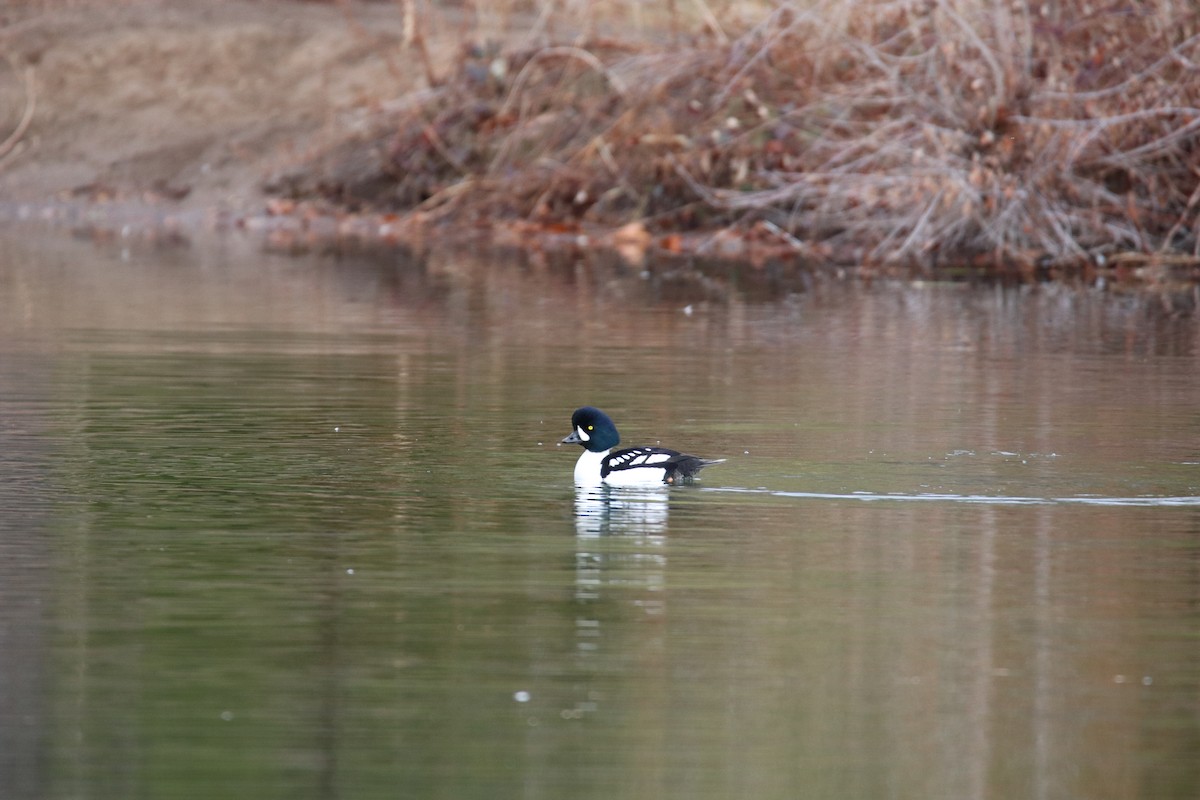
left=587, top=425, right=594, bottom=430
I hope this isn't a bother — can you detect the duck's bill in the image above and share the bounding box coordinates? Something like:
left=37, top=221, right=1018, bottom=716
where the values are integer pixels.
left=559, top=430, right=582, bottom=445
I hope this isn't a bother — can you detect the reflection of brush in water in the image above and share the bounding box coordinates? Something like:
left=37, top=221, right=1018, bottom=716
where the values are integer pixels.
left=560, top=406, right=724, bottom=486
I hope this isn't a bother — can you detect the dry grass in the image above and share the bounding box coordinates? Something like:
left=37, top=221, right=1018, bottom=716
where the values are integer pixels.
left=278, top=0, right=1200, bottom=272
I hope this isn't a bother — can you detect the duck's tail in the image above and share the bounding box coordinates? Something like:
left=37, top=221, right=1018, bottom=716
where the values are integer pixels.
left=670, top=455, right=726, bottom=482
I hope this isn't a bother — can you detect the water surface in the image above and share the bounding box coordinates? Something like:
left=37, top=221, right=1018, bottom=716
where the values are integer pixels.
left=1, top=230, right=1198, bottom=799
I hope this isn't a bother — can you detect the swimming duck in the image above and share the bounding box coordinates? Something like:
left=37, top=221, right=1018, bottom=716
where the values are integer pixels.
left=559, top=406, right=724, bottom=486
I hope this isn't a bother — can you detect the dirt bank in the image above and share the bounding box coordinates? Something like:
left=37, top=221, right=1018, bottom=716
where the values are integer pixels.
left=0, top=0, right=427, bottom=214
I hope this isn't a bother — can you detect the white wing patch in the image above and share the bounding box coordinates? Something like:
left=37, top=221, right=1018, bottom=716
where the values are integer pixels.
left=606, top=447, right=676, bottom=471
left=611, top=448, right=654, bottom=466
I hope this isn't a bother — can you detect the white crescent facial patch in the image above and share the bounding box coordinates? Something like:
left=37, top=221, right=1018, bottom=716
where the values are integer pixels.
left=576, top=426, right=590, bottom=442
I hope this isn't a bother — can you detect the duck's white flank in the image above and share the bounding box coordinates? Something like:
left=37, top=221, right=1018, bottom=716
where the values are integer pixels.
left=602, top=464, right=676, bottom=487
left=573, top=448, right=609, bottom=485
left=574, top=448, right=681, bottom=487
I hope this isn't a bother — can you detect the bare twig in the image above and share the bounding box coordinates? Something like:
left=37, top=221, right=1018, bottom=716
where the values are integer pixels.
left=1159, top=167, right=1200, bottom=255
left=489, top=45, right=629, bottom=174
left=497, top=45, right=627, bottom=120
left=935, top=0, right=1007, bottom=109
left=398, top=0, right=440, bottom=87
left=420, top=122, right=468, bottom=174
left=691, top=0, right=729, bottom=45
left=0, top=59, right=35, bottom=165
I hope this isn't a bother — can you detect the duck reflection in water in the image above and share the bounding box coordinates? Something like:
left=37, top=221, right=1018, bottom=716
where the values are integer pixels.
left=572, top=484, right=669, bottom=612
left=558, top=406, right=719, bottom=717
left=572, top=483, right=670, bottom=539
left=566, top=484, right=670, bottom=719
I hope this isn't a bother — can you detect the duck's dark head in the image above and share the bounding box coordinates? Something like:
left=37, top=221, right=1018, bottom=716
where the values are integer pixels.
left=560, top=406, right=620, bottom=453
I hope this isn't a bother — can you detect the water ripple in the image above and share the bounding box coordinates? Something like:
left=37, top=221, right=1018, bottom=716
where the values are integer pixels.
left=704, top=487, right=1200, bottom=507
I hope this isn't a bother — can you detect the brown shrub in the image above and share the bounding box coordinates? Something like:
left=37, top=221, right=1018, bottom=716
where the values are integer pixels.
left=287, top=0, right=1200, bottom=269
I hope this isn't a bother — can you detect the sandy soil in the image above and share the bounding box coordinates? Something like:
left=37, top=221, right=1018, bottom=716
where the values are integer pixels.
left=0, top=0, right=440, bottom=216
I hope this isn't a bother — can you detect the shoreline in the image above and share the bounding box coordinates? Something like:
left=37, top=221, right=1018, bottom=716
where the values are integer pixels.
left=1, top=0, right=1197, bottom=309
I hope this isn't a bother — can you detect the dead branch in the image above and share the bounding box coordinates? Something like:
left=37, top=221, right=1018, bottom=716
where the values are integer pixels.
left=497, top=45, right=627, bottom=120
left=0, top=58, right=35, bottom=166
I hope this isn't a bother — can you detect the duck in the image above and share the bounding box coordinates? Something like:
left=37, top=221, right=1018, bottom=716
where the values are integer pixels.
left=559, top=406, right=724, bottom=486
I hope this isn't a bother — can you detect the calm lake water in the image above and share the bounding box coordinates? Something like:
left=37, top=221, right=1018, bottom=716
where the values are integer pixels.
left=1, top=229, right=1198, bottom=800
